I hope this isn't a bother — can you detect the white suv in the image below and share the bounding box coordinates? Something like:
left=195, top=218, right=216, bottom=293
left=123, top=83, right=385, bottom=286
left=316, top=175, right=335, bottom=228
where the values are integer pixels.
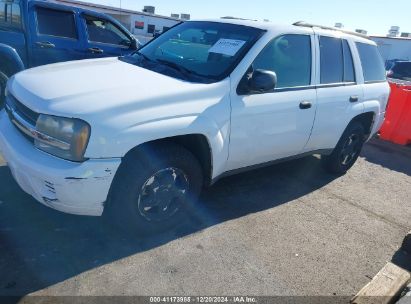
left=0, top=20, right=389, bottom=234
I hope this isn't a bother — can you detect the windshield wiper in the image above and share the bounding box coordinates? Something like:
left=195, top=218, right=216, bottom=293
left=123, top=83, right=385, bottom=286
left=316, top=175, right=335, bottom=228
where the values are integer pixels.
left=156, top=59, right=217, bottom=82
left=156, top=59, right=193, bottom=76
left=135, top=51, right=156, bottom=63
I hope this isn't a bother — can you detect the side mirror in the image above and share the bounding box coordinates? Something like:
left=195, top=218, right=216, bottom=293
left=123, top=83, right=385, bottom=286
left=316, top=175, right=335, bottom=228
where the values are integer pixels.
left=248, top=69, right=277, bottom=94
left=130, top=38, right=140, bottom=50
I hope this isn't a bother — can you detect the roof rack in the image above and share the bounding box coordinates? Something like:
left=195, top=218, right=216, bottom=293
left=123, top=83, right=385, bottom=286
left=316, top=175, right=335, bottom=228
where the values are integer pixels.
left=293, top=21, right=370, bottom=40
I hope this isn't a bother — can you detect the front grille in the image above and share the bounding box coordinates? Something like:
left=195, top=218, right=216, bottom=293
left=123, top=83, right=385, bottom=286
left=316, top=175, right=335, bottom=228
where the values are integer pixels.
left=6, top=94, right=39, bottom=125
left=5, top=94, right=39, bottom=143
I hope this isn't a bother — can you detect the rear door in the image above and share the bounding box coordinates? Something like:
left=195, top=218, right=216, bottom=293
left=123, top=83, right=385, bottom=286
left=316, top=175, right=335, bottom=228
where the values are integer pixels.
left=28, top=3, right=85, bottom=67
left=304, top=35, right=364, bottom=151
left=82, top=13, right=134, bottom=58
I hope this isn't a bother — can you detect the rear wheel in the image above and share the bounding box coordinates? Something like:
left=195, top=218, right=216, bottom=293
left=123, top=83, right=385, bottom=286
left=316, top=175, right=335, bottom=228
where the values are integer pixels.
left=322, top=122, right=365, bottom=174
left=0, top=71, right=8, bottom=109
left=105, top=142, right=203, bottom=235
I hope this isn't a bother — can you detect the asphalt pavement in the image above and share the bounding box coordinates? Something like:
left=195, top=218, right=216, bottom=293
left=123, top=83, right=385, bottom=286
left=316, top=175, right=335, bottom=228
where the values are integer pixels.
left=0, top=139, right=410, bottom=299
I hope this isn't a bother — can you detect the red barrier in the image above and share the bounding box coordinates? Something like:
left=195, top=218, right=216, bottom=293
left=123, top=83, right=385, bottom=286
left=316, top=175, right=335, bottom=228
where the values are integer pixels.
left=380, top=82, right=411, bottom=145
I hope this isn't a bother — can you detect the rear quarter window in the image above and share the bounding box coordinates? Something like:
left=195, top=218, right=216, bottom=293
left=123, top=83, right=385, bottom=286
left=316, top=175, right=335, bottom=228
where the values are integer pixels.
left=356, top=42, right=386, bottom=83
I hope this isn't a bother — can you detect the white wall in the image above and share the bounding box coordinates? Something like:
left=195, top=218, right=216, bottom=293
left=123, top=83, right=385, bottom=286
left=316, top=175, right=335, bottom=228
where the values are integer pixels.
left=371, top=37, right=411, bottom=61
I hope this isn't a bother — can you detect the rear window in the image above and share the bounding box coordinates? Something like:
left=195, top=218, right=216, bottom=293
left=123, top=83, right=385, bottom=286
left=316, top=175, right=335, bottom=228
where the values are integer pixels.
left=356, top=42, right=386, bottom=83
left=342, top=40, right=355, bottom=83
left=320, top=36, right=343, bottom=84
left=36, top=7, right=77, bottom=39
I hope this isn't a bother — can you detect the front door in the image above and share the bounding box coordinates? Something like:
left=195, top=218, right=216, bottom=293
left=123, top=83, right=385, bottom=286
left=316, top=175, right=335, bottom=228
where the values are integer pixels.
left=29, top=4, right=85, bottom=67
left=82, top=14, right=134, bottom=58
left=228, top=34, right=317, bottom=171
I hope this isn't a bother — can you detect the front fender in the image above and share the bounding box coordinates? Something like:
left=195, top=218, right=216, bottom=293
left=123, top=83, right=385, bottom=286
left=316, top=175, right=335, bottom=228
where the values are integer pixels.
left=0, top=44, right=25, bottom=75
left=86, top=112, right=231, bottom=179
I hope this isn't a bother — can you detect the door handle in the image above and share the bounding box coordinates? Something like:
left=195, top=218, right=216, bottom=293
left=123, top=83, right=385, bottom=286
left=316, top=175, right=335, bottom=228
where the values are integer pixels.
left=349, top=95, right=359, bottom=103
left=35, top=41, right=55, bottom=48
left=88, top=47, right=104, bottom=54
left=299, top=101, right=312, bottom=110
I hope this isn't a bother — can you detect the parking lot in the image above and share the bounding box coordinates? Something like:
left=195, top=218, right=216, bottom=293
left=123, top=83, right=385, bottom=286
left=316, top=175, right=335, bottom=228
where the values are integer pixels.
left=0, top=138, right=410, bottom=299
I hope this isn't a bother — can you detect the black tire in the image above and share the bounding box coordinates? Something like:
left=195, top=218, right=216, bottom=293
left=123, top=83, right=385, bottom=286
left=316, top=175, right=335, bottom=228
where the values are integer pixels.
left=104, top=142, right=203, bottom=235
left=322, top=121, right=365, bottom=174
left=0, top=71, right=8, bottom=110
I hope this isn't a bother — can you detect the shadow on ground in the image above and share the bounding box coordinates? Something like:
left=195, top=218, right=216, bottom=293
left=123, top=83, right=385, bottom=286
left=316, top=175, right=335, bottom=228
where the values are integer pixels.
left=361, top=138, right=411, bottom=176
left=0, top=155, right=338, bottom=298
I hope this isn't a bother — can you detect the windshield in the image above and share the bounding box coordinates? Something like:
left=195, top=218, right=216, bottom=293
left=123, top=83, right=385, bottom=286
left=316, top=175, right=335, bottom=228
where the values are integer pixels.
left=120, top=21, right=264, bottom=83
left=391, top=62, right=411, bottom=80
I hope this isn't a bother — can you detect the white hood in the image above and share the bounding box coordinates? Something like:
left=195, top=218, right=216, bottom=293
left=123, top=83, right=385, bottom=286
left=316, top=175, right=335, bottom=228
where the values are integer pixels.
left=8, top=57, right=214, bottom=117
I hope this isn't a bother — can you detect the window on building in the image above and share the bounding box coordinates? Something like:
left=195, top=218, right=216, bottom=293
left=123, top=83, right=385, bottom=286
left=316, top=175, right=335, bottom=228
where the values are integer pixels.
left=342, top=39, right=355, bottom=83
left=36, top=7, right=77, bottom=39
left=147, top=24, right=155, bottom=34
left=84, top=15, right=131, bottom=46
left=356, top=42, right=386, bottom=82
left=320, top=36, right=344, bottom=84
left=252, top=34, right=312, bottom=88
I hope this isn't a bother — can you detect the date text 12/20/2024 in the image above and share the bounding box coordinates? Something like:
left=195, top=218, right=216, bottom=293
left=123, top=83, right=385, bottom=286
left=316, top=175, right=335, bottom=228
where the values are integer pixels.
left=150, top=297, right=257, bottom=303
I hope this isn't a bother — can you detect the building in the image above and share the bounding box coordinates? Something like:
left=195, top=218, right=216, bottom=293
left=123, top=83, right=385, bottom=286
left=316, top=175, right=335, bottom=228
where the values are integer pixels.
left=370, top=26, right=411, bottom=62
left=54, top=0, right=183, bottom=42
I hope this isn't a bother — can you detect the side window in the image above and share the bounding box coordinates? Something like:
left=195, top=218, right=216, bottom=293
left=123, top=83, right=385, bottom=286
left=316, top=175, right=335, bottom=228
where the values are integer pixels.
left=342, top=40, right=355, bottom=83
left=356, top=42, right=386, bottom=83
left=0, top=1, right=21, bottom=28
left=85, top=15, right=131, bottom=46
left=252, top=34, right=312, bottom=88
left=0, top=2, right=6, bottom=23
left=320, top=36, right=343, bottom=84
left=36, top=7, right=77, bottom=39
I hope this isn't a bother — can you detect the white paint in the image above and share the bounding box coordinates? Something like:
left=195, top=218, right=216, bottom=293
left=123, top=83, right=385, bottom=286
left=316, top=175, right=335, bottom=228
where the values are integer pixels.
left=0, top=19, right=389, bottom=216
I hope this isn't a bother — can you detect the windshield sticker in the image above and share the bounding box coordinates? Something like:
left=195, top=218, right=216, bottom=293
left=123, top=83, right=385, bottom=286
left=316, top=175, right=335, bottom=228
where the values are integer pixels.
left=208, top=39, right=246, bottom=56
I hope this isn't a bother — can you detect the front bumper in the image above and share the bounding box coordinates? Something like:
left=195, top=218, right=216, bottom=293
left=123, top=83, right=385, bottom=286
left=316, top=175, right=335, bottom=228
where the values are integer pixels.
left=0, top=110, right=121, bottom=216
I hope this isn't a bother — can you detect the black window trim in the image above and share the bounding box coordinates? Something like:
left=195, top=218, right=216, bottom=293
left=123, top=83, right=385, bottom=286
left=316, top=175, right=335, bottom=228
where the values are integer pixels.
left=82, top=13, right=132, bottom=48
left=237, top=33, right=314, bottom=96
left=34, top=4, right=79, bottom=41
left=363, top=80, right=387, bottom=84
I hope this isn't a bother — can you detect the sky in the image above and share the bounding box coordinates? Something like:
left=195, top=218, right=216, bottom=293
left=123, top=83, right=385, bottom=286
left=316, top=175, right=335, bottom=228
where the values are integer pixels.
left=81, top=0, right=410, bottom=36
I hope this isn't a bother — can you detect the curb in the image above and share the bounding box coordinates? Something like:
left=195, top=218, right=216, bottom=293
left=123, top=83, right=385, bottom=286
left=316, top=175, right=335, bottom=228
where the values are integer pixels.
left=352, top=231, right=411, bottom=304
left=351, top=262, right=410, bottom=304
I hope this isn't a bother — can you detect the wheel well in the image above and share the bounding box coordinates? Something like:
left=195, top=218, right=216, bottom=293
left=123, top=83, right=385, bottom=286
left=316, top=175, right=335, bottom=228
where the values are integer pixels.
left=0, top=54, right=20, bottom=77
left=124, top=134, right=213, bottom=186
left=352, top=112, right=375, bottom=137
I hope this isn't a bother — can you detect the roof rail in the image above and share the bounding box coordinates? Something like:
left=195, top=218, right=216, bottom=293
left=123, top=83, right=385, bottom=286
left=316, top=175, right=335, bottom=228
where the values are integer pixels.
left=293, top=21, right=370, bottom=40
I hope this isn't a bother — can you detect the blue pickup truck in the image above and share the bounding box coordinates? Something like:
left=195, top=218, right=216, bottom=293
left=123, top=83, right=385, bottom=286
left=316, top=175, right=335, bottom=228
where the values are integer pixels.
left=0, top=0, right=139, bottom=106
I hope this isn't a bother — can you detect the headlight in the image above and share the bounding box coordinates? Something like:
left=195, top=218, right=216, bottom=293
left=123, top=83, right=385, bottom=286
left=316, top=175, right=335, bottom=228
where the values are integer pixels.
left=35, top=114, right=91, bottom=162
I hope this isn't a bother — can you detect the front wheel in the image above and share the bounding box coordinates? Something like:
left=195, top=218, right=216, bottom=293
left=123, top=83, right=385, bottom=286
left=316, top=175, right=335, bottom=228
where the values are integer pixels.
left=322, top=122, right=365, bottom=174
left=105, top=142, right=203, bottom=235
left=0, top=71, right=8, bottom=109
